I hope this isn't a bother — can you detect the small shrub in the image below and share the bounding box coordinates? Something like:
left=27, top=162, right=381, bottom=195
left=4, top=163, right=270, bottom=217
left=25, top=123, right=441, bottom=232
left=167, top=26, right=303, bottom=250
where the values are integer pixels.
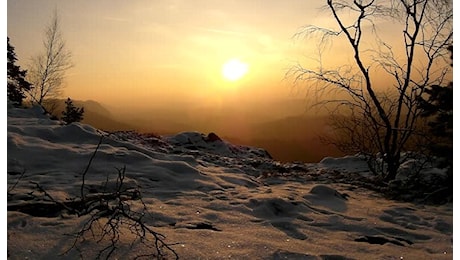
left=61, top=97, right=84, bottom=124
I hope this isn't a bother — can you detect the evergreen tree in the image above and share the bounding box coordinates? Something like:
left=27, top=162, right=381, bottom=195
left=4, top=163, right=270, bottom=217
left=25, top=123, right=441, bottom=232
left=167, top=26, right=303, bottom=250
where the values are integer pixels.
left=419, top=46, right=453, bottom=168
left=7, top=37, right=31, bottom=106
left=61, top=98, right=84, bottom=124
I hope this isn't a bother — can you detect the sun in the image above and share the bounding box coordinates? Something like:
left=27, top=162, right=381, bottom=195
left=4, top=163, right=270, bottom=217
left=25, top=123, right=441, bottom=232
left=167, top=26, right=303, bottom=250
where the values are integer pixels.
left=221, top=59, right=249, bottom=81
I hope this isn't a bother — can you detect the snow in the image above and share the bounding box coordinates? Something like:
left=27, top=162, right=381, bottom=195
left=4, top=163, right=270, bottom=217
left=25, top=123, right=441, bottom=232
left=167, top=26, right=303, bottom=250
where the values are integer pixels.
left=319, top=155, right=370, bottom=174
left=7, top=103, right=453, bottom=259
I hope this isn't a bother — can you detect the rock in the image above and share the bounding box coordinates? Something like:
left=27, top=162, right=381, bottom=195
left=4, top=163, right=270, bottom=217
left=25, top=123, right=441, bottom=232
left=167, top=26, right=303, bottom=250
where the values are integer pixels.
left=205, top=132, right=222, bottom=142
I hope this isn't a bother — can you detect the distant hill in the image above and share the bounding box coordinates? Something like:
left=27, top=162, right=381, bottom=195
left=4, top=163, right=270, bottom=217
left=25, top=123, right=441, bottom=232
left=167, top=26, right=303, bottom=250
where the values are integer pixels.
left=43, top=99, right=134, bottom=132
left=247, top=115, right=344, bottom=162
left=209, top=115, right=344, bottom=163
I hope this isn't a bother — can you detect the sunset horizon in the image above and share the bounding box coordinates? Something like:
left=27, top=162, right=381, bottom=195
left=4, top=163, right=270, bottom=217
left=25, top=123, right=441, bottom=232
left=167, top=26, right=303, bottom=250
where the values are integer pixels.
left=7, top=0, right=453, bottom=163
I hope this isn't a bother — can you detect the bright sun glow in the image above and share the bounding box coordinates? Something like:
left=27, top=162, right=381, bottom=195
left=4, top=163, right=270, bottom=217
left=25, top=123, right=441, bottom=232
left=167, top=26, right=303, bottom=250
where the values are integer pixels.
left=222, top=59, right=249, bottom=81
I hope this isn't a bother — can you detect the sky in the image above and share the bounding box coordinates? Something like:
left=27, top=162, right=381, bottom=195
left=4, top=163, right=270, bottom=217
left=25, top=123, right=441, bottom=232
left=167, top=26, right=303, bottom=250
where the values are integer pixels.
left=7, top=0, right=333, bottom=109
left=8, top=1, right=452, bottom=109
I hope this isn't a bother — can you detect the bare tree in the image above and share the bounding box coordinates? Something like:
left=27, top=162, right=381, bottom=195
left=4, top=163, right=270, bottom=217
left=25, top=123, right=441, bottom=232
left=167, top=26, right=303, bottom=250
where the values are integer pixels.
left=27, top=9, right=72, bottom=110
left=289, top=0, right=452, bottom=181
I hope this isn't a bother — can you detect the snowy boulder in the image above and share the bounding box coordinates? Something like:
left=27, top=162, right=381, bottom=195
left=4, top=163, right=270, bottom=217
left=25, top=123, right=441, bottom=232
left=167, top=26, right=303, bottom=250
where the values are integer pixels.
left=166, top=131, right=207, bottom=146
left=165, top=131, right=272, bottom=160
left=396, top=158, right=449, bottom=183
left=308, top=185, right=348, bottom=200
left=303, top=185, right=348, bottom=212
left=319, top=155, right=370, bottom=173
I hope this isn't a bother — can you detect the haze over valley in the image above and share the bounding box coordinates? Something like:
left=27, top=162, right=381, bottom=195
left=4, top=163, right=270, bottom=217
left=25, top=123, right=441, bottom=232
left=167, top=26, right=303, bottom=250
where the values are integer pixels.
left=60, top=97, right=343, bottom=163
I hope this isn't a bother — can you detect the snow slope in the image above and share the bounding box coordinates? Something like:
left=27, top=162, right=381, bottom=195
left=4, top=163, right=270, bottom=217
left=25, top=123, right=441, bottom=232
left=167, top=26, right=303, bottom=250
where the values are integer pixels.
left=7, top=103, right=452, bottom=259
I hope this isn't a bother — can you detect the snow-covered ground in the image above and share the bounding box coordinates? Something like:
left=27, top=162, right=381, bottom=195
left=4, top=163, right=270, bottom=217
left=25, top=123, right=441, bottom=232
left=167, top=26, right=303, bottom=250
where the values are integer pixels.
left=7, top=103, right=452, bottom=259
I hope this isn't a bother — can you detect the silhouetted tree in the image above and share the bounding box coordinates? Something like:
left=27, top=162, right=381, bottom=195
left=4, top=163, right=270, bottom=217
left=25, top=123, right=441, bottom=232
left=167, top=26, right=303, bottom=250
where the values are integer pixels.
left=27, top=9, right=72, bottom=109
left=289, top=0, right=452, bottom=181
left=62, top=98, right=84, bottom=124
left=7, top=37, right=31, bottom=106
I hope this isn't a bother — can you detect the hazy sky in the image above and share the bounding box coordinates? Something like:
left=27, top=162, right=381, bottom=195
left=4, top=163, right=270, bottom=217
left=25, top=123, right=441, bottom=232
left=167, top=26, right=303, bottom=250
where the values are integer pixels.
left=7, top=0, right=334, bottom=109
left=8, top=1, right=452, bottom=112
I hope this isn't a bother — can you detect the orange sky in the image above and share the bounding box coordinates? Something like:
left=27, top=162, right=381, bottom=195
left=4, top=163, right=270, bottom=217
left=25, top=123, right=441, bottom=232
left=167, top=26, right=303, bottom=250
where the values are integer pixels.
left=7, top=1, right=453, bottom=111
left=7, top=0, right=335, bottom=108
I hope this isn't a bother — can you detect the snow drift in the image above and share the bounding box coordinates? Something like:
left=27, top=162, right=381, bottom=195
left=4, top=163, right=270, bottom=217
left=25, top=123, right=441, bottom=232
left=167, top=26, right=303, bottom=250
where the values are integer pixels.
left=7, top=103, right=452, bottom=259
